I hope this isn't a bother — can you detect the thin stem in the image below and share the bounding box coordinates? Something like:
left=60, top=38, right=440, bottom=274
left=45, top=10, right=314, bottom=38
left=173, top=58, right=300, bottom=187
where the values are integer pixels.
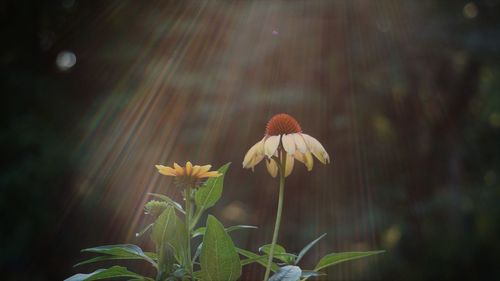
left=263, top=151, right=286, bottom=281
left=190, top=208, right=203, bottom=230
left=185, top=186, right=193, bottom=274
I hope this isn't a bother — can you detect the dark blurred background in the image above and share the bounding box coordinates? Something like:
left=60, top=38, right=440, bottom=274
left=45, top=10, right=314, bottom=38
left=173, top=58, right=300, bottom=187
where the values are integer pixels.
left=2, top=0, right=500, bottom=280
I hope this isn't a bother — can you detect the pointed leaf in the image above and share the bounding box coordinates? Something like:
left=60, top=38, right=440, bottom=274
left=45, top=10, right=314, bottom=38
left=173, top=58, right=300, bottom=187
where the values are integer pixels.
left=225, top=225, right=258, bottom=233
left=236, top=248, right=279, bottom=272
left=192, top=242, right=203, bottom=263
left=314, top=250, right=385, bottom=271
left=192, top=227, right=206, bottom=238
left=64, top=266, right=153, bottom=281
left=300, top=270, right=326, bottom=278
left=295, top=233, right=326, bottom=264
left=259, top=244, right=295, bottom=264
left=75, top=256, right=141, bottom=268
left=200, top=215, right=241, bottom=281
left=192, top=225, right=257, bottom=238
left=151, top=206, right=189, bottom=272
left=269, top=265, right=301, bottom=281
left=77, top=244, right=156, bottom=267
left=195, top=163, right=230, bottom=211
left=259, top=244, right=287, bottom=256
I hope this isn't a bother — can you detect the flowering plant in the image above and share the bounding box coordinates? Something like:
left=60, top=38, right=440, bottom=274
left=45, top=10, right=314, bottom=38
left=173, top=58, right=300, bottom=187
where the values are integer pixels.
left=66, top=114, right=383, bottom=281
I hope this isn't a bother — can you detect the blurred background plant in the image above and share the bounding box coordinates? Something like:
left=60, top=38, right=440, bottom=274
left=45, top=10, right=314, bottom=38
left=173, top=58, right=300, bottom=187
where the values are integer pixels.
left=1, top=0, right=500, bottom=280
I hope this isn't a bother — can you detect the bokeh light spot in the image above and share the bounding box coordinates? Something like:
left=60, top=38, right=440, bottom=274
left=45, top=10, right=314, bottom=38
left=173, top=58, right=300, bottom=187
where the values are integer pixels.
left=56, top=51, right=76, bottom=71
left=463, top=2, right=478, bottom=19
left=222, top=201, right=247, bottom=222
left=383, top=225, right=402, bottom=248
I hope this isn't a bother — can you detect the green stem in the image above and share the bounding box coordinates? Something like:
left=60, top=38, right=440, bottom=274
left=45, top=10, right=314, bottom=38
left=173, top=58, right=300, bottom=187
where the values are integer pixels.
left=263, top=152, right=286, bottom=281
left=185, top=186, right=193, bottom=274
left=190, top=208, right=203, bottom=230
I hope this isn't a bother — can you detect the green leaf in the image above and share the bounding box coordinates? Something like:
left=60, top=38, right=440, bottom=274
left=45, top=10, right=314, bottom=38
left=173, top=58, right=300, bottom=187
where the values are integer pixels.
left=135, top=223, right=153, bottom=238
left=192, top=271, right=203, bottom=280
left=268, top=265, right=302, bottom=281
left=76, top=244, right=156, bottom=268
left=259, top=244, right=287, bottom=256
left=314, top=250, right=385, bottom=271
left=148, top=193, right=185, bottom=214
left=236, top=248, right=279, bottom=272
left=65, top=266, right=153, bottom=281
left=195, top=163, right=230, bottom=211
left=75, top=256, right=140, bottom=267
left=200, top=215, right=241, bottom=281
left=192, top=225, right=257, bottom=238
left=300, top=270, right=326, bottom=278
left=151, top=206, right=189, bottom=272
left=144, top=252, right=158, bottom=261
left=192, top=242, right=203, bottom=263
left=225, top=224, right=257, bottom=232
left=259, top=244, right=295, bottom=264
left=295, top=233, right=326, bottom=265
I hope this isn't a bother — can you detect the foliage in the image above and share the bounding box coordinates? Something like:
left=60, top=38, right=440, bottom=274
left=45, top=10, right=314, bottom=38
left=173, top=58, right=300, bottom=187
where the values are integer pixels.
left=66, top=163, right=383, bottom=281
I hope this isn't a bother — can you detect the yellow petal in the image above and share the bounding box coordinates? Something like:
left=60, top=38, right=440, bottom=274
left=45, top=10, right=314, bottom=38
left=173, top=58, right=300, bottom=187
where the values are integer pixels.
left=264, top=135, right=281, bottom=158
left=304, top=152, right=314, bottom=171
left=198, top=164, right=212, bottom=174
left=243, top=138, right=265, bottom=168
left=191, top=165, right=201, bottom=177
left=186, top=161, right=193, bottom=176
left=293, top=152, right=314, bottom=171
left=302, top=134, right=330, bottom=164
left=293, top=134, right=307, bottom=153
left=155, top=165, right=177, bottom=176
left=266, top=159, right=278, bottom=177
left=173, top=162, right=184, bottom=175
left=293, top=151, right=305, bottom=163
left=284, top=154, right=294, bottom=177
left=202, top=171, right=222, bottom=178
left=250, top=155, right=265, bottom=171
left=282, top=134, right=296, bottom=155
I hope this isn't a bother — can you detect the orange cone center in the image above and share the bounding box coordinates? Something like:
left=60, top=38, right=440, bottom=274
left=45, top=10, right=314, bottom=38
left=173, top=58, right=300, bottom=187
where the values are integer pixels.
left=265, top=113, right=302, bottom=135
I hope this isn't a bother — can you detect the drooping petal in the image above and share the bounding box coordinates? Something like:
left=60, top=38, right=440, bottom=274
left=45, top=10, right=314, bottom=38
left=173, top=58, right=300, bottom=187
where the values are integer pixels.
left=293, top=133, right=307, bottom=153
left=302, top=134, right=330, bottom=164
left=250, top=154, right=265, bottom=171
left=155, top=165, right=177, bottom=176
left=266, top=159, right=278, bottom=177
left=282, top=134, right=296, bottom=155
left=264, top=135, right=281, bottom=158
left=284, top=153, right=294, bottom=177
left=303, top=152, right=314, bottom=171
left=294, top=151, right=314, bottom=171
left=243, top=138, right=265, bottom=168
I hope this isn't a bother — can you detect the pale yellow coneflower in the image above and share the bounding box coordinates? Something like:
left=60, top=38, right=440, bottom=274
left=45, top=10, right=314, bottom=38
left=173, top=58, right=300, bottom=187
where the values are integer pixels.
left=242, top=113, right=330, bottom=177
left=242, top=113, right=330, bottom=281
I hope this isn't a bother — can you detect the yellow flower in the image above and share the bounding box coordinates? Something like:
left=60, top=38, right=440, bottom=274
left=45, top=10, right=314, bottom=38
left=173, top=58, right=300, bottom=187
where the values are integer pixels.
left=155, top=161, right=221, bottom=187
left=243, top=113, right=330, bottom=177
